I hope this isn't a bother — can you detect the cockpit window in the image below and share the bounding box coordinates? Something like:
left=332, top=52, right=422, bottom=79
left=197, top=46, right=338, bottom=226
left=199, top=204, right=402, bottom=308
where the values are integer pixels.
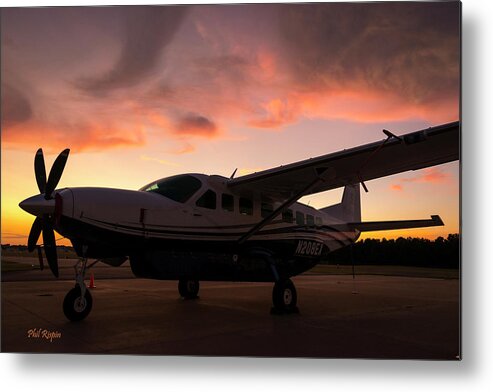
left=140, top=175, right=202, bottom=203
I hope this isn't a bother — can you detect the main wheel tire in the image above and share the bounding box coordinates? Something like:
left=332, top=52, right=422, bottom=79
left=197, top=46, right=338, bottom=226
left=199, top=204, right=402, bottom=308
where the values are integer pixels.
left=272, top=279, right=297, bottom=311
left=63, top=286, right=93, bottom=322
left=178, top=279, right=200, bottom=299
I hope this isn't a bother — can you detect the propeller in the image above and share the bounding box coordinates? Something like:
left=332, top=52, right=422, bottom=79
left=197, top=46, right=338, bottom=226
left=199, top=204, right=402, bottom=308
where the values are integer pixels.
left=24, top=148, right=70, bottom=278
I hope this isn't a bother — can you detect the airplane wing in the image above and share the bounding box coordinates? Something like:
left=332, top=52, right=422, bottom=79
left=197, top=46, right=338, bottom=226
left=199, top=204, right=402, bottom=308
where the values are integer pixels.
left=227, top=121, right=459, bottom=200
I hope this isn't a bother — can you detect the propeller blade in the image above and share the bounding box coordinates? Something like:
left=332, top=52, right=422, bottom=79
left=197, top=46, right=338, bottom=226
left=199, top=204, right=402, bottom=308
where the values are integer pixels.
left=27, top=217, right=43, bottom=252
left=45, top=148, right=70, bottom=199
left=34, top=148, right=47, bottom=194
left=42, top=223, right=59, bottom=278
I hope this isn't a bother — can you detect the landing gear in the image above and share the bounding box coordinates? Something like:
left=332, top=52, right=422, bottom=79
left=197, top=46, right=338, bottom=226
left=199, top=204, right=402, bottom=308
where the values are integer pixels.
left=63, top=253, right=94, bottom=321
left=63, top=285, right=93, bottom=321
left=272, top=279, right=298, bottom=314
left=178, top=278, right=200, bottom=299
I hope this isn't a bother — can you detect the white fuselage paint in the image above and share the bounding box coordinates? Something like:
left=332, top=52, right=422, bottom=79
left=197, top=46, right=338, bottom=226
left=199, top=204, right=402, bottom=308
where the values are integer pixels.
left=56, top=174, right=359, bottom=252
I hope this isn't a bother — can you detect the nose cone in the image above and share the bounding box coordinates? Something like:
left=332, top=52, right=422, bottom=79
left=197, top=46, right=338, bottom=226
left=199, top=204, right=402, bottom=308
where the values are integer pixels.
left=19, top=194, right=55, bottom=216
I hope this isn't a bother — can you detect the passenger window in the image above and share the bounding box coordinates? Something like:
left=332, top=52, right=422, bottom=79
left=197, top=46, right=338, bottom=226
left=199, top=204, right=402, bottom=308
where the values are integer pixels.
left=306, top=215, right=315, bottom=226
left=282, top=209, right=294, bottom=223
left=296, top=211, right=305, bottom=225
left=261, top=202, right=274, bottom=218
left=196, top=190, right=216, bottom=209
left=315, top=217, right=323, bottom=227
left=239, top=197, right=253, bottom=215
left=222, top=194, right=234, bottom=212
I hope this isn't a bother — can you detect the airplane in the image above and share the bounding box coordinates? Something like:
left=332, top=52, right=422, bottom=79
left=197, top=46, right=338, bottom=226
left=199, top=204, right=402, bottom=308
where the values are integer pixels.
left=18, top=121, right=460, bottom=321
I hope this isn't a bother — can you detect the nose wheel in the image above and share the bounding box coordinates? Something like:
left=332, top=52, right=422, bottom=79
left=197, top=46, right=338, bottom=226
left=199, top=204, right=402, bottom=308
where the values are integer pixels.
left=63, top=285, right=93, bottom=321
left=63, top=251, right=94, bottom=321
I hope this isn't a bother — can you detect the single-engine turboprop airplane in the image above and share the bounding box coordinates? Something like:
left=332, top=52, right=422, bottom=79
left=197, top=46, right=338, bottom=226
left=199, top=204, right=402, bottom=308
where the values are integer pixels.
left=19, top=121, right=459, bottom=321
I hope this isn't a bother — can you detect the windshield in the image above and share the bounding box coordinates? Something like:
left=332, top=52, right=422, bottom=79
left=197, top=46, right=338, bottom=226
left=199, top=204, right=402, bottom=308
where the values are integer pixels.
left=140, top=175, right=202, bottom=203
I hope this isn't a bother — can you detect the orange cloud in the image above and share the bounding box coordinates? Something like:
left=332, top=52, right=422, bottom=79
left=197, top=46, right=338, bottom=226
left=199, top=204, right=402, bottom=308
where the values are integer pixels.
left=248, top=98, right=300, bottom=129
left=401, top=168, right=450, bottom=184
left=167, top=142, right=196, bottom=155
left=2, top=120, right=146, bottom=153
left=288, top=88, right=457, bottom=125
left=388, top=168, right=452, bottom=192
left=256, top=49, right=277, bottom=80
left=243, top=76, right=457, bottom=130
left=390, top=167, right=452, bottom=192
left=146, top=112, right=172, bottom=129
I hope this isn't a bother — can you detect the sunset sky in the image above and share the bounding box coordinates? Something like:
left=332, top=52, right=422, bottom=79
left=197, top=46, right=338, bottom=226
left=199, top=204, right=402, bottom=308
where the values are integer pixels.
left=1, top=2, right=460, bottom=246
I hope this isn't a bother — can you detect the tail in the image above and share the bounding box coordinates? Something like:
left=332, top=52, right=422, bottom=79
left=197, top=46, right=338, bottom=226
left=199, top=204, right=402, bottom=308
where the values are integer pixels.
left=321, top=184, right=361, bottom=222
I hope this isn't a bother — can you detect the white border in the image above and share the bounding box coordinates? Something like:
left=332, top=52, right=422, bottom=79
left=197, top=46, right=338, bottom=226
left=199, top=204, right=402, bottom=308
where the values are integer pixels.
left=2, top=0, right=491, bottom=391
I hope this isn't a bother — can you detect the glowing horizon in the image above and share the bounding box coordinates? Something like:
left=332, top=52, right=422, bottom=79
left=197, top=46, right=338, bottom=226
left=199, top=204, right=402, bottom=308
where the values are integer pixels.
left=1, top=3, right=460, bottom=246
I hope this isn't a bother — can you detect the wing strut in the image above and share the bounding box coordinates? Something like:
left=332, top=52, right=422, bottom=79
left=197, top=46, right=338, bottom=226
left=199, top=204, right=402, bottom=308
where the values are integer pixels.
left=357, top=129, right=402, bottom=193
left=237, top=174, right=325, bottom=244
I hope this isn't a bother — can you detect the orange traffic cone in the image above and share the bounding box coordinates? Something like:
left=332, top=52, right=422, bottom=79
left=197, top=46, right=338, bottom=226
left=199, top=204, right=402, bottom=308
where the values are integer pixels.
left=88, top=272, right=96, bottom=288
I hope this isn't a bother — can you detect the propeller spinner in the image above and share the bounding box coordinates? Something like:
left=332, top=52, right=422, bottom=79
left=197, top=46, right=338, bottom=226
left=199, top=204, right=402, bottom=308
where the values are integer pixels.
left=19, top=148, right=70, bottom=278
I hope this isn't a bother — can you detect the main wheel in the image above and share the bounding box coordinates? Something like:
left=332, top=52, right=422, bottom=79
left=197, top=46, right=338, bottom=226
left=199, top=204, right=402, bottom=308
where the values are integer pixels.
left=63, top=286, right=93, bottom=321
left=272, top=279, right=298, bottom=312
left=178, top=279, right=200, bottom=299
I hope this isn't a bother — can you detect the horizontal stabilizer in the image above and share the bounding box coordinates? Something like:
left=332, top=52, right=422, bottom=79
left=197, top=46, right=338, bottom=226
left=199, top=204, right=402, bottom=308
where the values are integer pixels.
left=348, top=215, right=444, bottom=232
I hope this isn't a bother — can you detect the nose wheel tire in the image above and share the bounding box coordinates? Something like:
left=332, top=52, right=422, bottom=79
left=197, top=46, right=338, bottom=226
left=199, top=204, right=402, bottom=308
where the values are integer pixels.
left=272, top=279, right=298, bottom=313
left=63, top=286, right=93, bottom=321
left=178, top=279, right=200, bottom=299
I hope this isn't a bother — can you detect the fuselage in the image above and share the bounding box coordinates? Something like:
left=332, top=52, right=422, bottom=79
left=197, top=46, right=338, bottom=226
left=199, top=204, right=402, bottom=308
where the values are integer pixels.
left=29, top=173, right=361, bottom=281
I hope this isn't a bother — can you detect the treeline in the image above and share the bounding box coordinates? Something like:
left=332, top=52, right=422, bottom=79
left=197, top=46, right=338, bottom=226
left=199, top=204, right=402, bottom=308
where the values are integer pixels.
left=323, top=234, right=460, bottom=269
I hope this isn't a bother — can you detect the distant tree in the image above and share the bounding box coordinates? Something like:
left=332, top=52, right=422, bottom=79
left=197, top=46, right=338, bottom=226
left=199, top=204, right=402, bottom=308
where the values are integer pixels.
left=322, top=234, right=460, bottom=269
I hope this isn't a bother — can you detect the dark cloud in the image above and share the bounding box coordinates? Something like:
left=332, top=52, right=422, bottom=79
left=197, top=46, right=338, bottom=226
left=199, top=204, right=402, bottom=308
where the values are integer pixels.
left=193, top=55, right=250, bottom=82
left=277, top=2, right=460, bottom=103
left=174, top=113, right=218, bottom=137
left=1, top=83, right=32, bottom=126
left=195, top=55, right=249, bottom=70
left=150, top=83, right=176, bottom=99
left=76, top=6, right=188, bottom=94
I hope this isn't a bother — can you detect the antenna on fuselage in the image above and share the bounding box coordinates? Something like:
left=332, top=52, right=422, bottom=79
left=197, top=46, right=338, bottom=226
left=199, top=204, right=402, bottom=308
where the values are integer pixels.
left=230, top=168, right=238, bottom=179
